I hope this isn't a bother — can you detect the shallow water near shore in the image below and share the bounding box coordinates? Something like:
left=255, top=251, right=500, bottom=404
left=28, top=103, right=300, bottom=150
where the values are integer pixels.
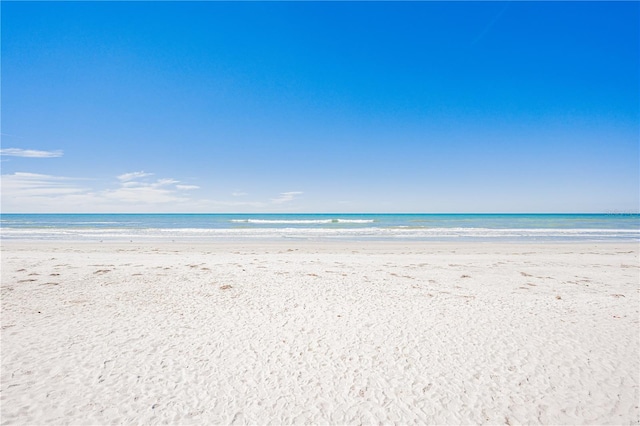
left=2, top=213, right=639, bottom=242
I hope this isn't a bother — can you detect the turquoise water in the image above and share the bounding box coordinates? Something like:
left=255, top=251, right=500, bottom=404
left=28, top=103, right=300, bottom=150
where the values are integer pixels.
left=1, top=213, right=638, bottom=241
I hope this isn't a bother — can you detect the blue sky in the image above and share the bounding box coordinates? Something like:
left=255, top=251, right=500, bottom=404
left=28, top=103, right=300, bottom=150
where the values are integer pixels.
left=1, top=1, right=638, bottom=213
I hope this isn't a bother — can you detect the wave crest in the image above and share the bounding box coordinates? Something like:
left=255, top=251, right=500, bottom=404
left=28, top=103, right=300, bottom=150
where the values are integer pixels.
left=230, top=219, right=375, bottom=224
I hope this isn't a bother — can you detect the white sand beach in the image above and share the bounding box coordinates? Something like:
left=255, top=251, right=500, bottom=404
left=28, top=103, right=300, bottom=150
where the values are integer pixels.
left=1, top=241, right=638, bottom=425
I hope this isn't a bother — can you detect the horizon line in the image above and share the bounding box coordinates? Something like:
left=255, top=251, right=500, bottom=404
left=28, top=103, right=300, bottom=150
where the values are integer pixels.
left=2, top=212, right=639, bottom=215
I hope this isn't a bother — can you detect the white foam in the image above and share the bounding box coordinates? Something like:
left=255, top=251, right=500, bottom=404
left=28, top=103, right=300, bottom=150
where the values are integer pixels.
left=1, top=226, right=638, bottom=241
left=230, top=219, right=375, bottom=224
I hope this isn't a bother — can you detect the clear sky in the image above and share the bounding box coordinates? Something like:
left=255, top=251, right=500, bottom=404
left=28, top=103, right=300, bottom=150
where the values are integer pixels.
left=1, top=1, right=638, bottom=213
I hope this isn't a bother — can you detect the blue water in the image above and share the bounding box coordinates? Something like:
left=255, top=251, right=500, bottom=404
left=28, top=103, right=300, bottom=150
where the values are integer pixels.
left=1, top=213, right=639, bottom=242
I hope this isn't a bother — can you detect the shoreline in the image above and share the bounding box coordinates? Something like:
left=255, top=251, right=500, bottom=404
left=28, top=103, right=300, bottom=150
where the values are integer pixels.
left=2, top=239, right=639, bottom=250
left=2, top=236, right=639, bottom=246
left=3, top=213, right=638, bottom=244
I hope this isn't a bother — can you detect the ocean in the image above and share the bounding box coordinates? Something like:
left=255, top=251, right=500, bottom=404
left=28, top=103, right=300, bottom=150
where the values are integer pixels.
left=1, top=213, right=638, bottom=242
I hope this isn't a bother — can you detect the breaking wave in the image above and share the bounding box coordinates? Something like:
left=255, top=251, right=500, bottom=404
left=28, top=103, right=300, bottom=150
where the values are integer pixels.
left=230, top=219, right=375, bottom=224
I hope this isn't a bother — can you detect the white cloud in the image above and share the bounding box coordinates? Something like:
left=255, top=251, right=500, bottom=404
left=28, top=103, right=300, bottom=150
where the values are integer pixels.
left=0, top=148, right=63, bottom=158
left=1, top=171, right=305, bottom=212
left=117, top=171, right=153, bottom=182
left=102, top=186, right=187, bottom=204
left=1, top=172, right=86, bottom=196
left=0, top=172, right=94, bottom=212
left=121, top=180, right=144, bottom=188
left=176, top=185, right=200, bottom=191
left=232, top=192, right=248, bottom=197
left=106, top=173, right=187, bottom=204
left=1, top=171, right=195, bottom=212
left=271, top=191, right=303, bottom=204
left=154, top=178, right=179, bottom=187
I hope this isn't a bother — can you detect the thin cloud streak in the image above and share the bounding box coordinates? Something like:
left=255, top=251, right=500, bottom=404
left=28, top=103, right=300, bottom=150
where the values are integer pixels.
left=176, top=185, right=200, bottom=191
left=271, top=191, right=303, bottom=204
left=1, top=171, right=275, bottom=212
left=0, top=148, right=63, bottom=158
left=1, top=172, right=85, bottom=196
left=471, top=2, right=510, bottom=46
left=117, top=171, right=153, bottom=182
